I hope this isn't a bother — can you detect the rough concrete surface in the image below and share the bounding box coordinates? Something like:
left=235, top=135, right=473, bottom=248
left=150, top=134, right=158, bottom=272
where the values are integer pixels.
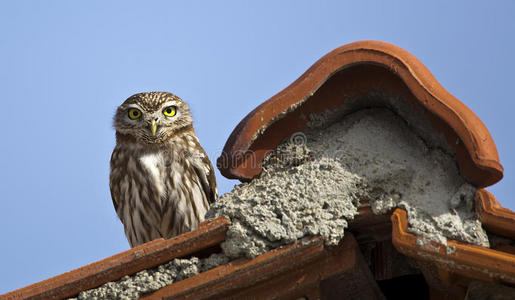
left=207, top=135, right=366, bottom=258
left=209, top=107, right=489, bottom=260
left=321, top=108, right=487, bottom=247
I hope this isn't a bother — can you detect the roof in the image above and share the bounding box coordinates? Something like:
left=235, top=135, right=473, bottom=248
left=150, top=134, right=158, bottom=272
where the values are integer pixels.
left=0, top=218, right=230, bottom=300
left=217, top=40, right=503, bottom=188
left=2, top=40, right=515, bottom=300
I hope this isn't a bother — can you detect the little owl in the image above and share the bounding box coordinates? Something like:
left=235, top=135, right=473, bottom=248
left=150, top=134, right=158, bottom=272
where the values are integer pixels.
left=110, top=92, right=217, bottom=247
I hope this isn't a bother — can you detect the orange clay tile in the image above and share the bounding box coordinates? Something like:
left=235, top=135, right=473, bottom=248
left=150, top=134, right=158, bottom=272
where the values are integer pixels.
left=0, top=217, right=230, bottom=300
left=390, top=208, right=515, bottom=286
left=476, top=189, right=515, bottom=239
left=141, top=234, right=384, bottom=300
left=217, top=40, right=503, bottom=188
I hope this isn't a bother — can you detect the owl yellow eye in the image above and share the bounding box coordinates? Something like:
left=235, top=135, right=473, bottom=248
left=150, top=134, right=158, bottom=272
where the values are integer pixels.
left=163, top=106, right=177, bottom=117
left=128, top=108, right=142, bottom=120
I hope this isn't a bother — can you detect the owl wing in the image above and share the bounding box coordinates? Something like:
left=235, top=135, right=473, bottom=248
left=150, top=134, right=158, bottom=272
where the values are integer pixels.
left=192, top=148, right=218, bottom=204
left=109, top=148, right=124, bottom=215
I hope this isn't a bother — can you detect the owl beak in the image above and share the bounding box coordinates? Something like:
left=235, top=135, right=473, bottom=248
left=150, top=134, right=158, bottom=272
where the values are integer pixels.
left=150, top=119, right=157, bottom=136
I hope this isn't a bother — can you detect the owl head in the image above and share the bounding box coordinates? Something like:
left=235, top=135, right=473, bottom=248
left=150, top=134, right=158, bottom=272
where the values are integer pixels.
left=113, top=92, right=194, bottom=145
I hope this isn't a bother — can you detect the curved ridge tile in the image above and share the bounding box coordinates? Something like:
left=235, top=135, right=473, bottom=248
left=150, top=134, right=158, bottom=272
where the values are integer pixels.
left=391, top=208, right=515, bottom=285
left=217, top=40, right=503, bottom=188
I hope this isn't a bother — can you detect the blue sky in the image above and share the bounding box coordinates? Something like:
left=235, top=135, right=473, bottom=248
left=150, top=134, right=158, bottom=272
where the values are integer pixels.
left=1, top=0, right=514, bottom=294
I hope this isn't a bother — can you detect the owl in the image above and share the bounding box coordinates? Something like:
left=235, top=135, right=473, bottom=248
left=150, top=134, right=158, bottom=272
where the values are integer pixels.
left=109, top=92, right=217, bottom=247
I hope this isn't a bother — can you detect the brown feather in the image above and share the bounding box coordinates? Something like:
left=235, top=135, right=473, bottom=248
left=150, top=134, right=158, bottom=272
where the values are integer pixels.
left=109, top=92, right=217, bottom=247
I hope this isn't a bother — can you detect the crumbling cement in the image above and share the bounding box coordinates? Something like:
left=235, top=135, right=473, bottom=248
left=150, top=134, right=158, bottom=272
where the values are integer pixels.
left=207, top=140, right=366, bottom=258
left=208, top=107, right=489, bottom=260
left=325, top=109, right=488, bottom=247
left=70, top=254, right=228, bottom=300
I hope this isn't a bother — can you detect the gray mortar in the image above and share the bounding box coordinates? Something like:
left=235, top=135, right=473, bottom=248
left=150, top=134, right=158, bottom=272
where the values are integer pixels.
left=207, top=140, right=366, bottom=258
left=306, top=91, right=454, bottom=155
left=69, top=254, right=229, bottom=300
left=315, top=108, right=488, bottom=247
left=208, top=107, right=489, bottom=260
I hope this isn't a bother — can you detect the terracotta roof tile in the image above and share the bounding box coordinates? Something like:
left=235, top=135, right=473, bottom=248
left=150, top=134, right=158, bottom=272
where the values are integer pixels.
left=217, top=40, right=503, bottom=188
left=391, top=207, right=515, bottom=298
left=476, top=189, right=515, bottom=239
left=141, top=235, right=384, bottom=300
left=0, top=218, right=230, bottom=300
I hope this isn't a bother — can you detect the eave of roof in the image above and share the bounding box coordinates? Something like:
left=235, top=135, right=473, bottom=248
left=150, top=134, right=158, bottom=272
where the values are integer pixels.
left=217, top=40, right=503, bottom=188
left=140, top=234, right=383, bottom=300
left=3, top=190, right=515, bottom=299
